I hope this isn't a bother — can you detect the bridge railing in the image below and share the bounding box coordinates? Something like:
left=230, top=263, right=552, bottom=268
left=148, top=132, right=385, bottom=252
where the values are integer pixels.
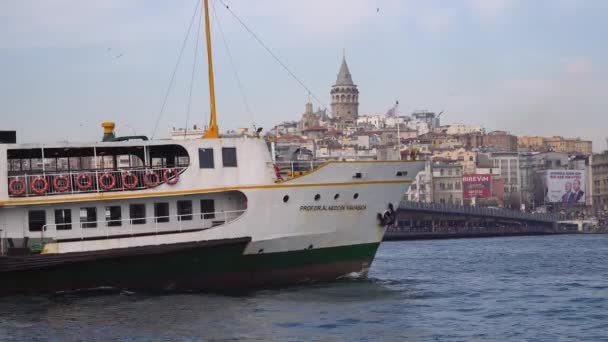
left=398, top=201, right=558, bottom=223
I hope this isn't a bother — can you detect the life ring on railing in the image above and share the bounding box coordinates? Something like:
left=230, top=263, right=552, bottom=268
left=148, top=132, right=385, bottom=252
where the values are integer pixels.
left=274, top=164, right=283, bottom=181
left=8, top=178, right=27, bottom=196
left=143, top=172, right=160, bottom=188
left=53, top=174, right=71, bottom=192
left=30, top=176, right=49, bottom=195
left=163, top=168, right=179, bottom=185
left=98, top=172, right=116, bottom=191
left=75, top=173, right=93, bottom=191
left=122, top=172, right=139, bottom=189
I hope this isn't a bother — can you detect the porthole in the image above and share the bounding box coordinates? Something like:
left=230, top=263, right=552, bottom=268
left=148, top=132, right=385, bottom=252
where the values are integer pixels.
left=314, top=194, right=321, bottom=201
left=334, top=193, right=340, bottom=200
left=353, top=193, right=359, bottom=199
left=307, top=244, right=313, bottom=250
left=283, top=195, right=289, bottom=203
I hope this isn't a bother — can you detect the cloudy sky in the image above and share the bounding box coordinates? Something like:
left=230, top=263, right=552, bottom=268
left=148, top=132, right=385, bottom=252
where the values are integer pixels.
left=1, top=0, right=607, bottom=150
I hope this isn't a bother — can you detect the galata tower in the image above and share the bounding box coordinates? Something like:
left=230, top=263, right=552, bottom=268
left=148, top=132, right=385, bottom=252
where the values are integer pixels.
left=330, top=56, right=359, bottom=122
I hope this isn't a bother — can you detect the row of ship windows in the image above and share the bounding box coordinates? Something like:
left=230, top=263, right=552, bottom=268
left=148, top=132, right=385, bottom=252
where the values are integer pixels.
left=198, top=147, right=237, bottom=169
left=27, top=199, right=217, bottom=232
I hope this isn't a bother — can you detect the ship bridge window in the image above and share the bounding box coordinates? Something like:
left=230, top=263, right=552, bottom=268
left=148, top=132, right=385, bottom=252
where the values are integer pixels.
left=80, top=207, right=98, bottom=228
left=154, top=203, right=170, bottom=223
left=129, top=204, right=146, bottom=225
left=54, top=209, right=72, bottom=230
left=201, top=199, right=215, bottom=219
left=198, top=148, right=214, bottom=168
left=105, top=206, right=122, bottom=227
left=28, top=210, right=46, bottom=232
left=222, top=147, right=237, bottom=167
left=177, top=200, right=193, bottom=221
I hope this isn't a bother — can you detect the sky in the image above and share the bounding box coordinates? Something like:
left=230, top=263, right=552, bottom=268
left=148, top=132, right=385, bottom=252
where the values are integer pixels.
left=1, top=0, right=607, bottom=150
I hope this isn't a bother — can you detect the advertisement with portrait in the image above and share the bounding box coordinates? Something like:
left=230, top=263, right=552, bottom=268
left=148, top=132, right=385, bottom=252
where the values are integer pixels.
left=544, top=170, right=585, bottom=204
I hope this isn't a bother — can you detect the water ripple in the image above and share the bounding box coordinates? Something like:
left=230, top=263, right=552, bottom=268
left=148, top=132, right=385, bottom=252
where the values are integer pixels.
left=1, top=235, right=608, bottom=341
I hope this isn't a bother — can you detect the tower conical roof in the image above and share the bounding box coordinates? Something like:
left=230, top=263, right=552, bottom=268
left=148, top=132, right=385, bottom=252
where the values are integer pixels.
left=335, top=57, right=354, bottom=86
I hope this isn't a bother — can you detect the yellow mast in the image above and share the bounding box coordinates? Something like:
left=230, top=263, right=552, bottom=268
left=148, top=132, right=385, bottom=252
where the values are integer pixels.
left=202, top=0, right=219, bottom=139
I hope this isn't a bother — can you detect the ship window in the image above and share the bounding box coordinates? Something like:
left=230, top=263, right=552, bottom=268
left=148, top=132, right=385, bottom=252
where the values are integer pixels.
left=105, top=206, right=122, bottom=227
left=314, top=194, right=321, bottom=201
left=54, top=209, right=72, bottom=230
left=283, top=195, right=289, bottom=203
left=200, top=199, right=215, bottom=219
left=177, top=200, right=193, bottom=221
left=354, top=193, right=359, bottom=199
left=222, top=147, right=237, bottom=167
left=154, top=203, right=170, bottom=223
left=199, top=148, right=214, bottom=168
left=80, top=207, right=97, bottom=228
left=28, top=210, right=46, bottom=232
left=334, top=194, right=340, bottom=200
left=129, top=204, right=146, bottom=225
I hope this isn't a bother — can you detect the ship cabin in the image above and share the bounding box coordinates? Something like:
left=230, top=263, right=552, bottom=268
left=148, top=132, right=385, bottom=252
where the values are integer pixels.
left=0, top=136, right=275, bottom=253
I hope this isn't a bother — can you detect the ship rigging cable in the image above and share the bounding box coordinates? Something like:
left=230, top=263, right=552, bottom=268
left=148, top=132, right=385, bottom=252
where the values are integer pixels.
left=212, top=0, right=256, bottom=129
left=151, top=0, right=201, bottom=140
left=217, top=0, right=330, bottom=113
left=183, top=3, right=204, bottom=139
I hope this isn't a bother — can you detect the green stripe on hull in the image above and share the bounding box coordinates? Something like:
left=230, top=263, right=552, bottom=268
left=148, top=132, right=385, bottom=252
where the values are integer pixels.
left=241, top=242, right=381, bottom=271
left=0, top=241, right=381, bottom=294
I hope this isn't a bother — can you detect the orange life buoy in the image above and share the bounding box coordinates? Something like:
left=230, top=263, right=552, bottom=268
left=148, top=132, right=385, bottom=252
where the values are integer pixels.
left=163, top=168, right=179, bottom=185
left=75, top=173, right=93, bottom=191
left=30, top=176, right=49, bottom=195
left=53, top=174, right=71, bottom=192
left=144, top=172, right=160, bottom=188
left=99, top=172, right=116, bottom=191
left=8, top=178, right=27, bottom=196
left=122, top=172, right=139, bottom=189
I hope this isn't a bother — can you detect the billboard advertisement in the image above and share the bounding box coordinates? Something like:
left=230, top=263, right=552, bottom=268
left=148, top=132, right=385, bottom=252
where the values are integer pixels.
left=463, top=174, right=492, bottom=198
left=544, top=170, right=585, bottom=204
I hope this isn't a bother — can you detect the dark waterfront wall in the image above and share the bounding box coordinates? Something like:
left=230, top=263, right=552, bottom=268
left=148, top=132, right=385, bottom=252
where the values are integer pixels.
left=386, top=201, right=574, bottom=241
left=384, top=225, right=561, bottom=241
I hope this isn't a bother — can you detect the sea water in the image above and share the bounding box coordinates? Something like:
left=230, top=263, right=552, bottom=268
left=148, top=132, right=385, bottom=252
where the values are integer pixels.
left=1, top=234, right=607, bottom=341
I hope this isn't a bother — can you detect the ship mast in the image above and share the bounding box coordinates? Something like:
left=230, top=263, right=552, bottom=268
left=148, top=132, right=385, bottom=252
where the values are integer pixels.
left=202, top=0, right=219, bottom=139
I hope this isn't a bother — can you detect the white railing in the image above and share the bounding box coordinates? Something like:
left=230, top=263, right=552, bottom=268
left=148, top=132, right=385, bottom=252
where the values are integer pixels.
left=274, top=160, right=326, bottom=179
left=40, top=209, right=247, bottom=242
left=7, top=167, right=187, bottom=198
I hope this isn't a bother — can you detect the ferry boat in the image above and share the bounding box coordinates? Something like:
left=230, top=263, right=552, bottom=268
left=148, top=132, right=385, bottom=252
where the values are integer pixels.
left=0, top=0, right=425, bottom=294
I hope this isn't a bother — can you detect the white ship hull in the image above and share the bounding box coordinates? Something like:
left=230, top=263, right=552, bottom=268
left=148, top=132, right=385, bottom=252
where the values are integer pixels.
left=0, top=138, right=424, bottom=293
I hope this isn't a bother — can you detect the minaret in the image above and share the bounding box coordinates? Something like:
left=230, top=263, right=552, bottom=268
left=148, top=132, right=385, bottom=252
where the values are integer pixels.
left=330, top=54, right=359, bottom=123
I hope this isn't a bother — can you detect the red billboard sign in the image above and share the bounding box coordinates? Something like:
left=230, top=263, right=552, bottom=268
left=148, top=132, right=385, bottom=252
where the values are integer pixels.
left=463, top=174, right=492, bottom=198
